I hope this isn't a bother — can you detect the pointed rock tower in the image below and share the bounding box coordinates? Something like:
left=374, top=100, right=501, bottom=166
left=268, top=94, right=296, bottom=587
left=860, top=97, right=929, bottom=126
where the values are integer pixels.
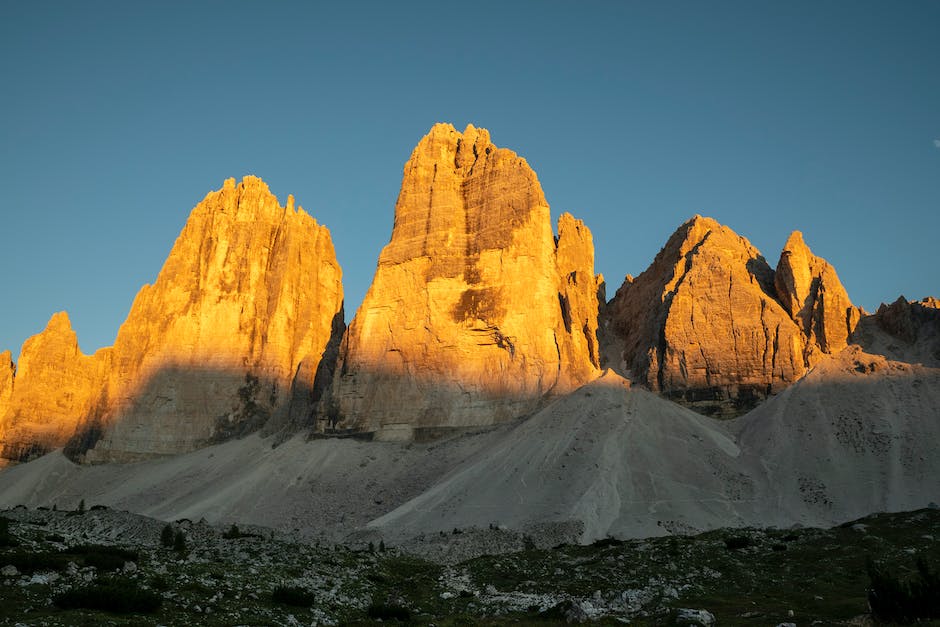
left=0, top=313, right=110, bottom=463
left=329, top=123, right=600, bottom=438
left=73, top=176, right=344, bottom=462
left=606, top=217, right=860, bottom=415
left=607, top=216, right=806, bottom=415
left=774, top=230, right=861, bottom=363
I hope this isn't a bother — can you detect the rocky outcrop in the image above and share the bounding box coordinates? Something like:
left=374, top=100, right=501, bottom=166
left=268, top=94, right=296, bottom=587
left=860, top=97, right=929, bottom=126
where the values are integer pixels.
left=864, top=296, right=940, bottom=367
left=606, top=217, right=865, bottom=415
left=74, top=176, right=344, bottom=462
left=774, top=231, right=860, bottom=364
left=607, top=216, right=806, bottom=415
left=0, top=351, right=12, bottom=412
left=0, top=313, right=110, bottom=462
left=329, top=124, right=600, bottom=437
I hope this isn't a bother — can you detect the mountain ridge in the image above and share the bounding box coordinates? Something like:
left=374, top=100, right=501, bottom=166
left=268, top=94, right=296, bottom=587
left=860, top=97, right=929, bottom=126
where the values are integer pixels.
left=0, top=122, right=937, bottom=547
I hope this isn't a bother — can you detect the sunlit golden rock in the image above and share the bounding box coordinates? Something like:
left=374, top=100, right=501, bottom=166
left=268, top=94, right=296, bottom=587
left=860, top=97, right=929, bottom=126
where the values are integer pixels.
left=329, top=124, right=600, bottom=437
left=76, top=176, right=344, bottom=462
left=0, top=351, right=12, bottom=414
left=774, top=230, right=861, bottom=364
left=0, top=313, right=110, bottom=462
left=607, top=216, right=807, bottom=416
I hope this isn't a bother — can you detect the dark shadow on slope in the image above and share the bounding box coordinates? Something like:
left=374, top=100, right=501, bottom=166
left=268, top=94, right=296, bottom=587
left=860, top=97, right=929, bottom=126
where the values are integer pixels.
left=262, top=307, right=347, bottom=441
left=852, top=300, right=940, bottom=367
left=60, top=366, right=290, bottom=463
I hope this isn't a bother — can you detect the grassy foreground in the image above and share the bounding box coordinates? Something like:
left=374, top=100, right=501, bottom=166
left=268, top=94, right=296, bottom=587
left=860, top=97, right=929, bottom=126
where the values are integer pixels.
left=0, top=507, right=938, bottom=625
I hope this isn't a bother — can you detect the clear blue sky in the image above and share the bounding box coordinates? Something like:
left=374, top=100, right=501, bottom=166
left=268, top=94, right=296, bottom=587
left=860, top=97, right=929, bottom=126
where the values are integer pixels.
left=2, top=1, right=938, bottom=358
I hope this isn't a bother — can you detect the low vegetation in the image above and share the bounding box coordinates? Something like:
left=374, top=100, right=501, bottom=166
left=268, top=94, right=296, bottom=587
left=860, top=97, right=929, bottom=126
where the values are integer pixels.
left=0, top=506, right=937, bottom=624
left=54, top=577, right=162, bottom=614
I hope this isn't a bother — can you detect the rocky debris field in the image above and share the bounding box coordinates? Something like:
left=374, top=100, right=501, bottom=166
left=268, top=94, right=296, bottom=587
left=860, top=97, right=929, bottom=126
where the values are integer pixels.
left=1, top=505, right=938, bottom=625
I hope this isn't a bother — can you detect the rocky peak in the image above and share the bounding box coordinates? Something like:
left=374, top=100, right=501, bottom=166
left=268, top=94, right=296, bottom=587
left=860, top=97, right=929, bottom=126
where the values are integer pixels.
left=0, top=351, right=14, bottom=417
left=0, top=312, right=109, bottom=463
left=774, top=230, right=860, bottom=360
left=71, top=176, right=344, bottom=462
left=874, top=296, right=940, bottom=346
left=607, top=216, right=805, bottom=416
left=329, top=124, right=599, bottom=437
left=556, top=212, right=602, bottom=376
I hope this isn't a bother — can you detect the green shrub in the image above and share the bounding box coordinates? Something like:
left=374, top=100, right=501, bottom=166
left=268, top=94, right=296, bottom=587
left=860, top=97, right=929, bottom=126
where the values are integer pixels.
left=724, top=536, right=752, bottom=550
left=65, top=545, right=138, bottom=571
left=272, top=585, right=316, bottom=607
left=367, top=602, right=411, bottom=621
left=867, top=557, right=940, bottom=622
left=2, top=550, right=69, bottom=573
left=591, top=536, right=622, bottom=549
left=173, top=530, right=187, bottom=552
left=223, top=523, right=242, bottom=539
left=54, top=578, right=161, bottom=613
left=0, top=517, right=15, bottom=547
left=160, top=523, right=174, bottom=548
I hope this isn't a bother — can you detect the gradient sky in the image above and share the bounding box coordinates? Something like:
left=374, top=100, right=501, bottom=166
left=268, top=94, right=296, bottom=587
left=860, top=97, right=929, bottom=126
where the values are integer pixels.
left=2, top=1, right=938, bottom=359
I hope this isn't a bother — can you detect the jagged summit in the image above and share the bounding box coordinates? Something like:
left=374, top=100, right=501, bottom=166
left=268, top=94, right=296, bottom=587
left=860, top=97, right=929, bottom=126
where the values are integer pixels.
left=0, top=311, right=109, bottom=463
left=0, top=177, right=344, bottom=464
left=605, top=216, right=859, bottom=416
left=775, top=230, right=860, bottom=361
left=329, top=123, right=600, bottom=437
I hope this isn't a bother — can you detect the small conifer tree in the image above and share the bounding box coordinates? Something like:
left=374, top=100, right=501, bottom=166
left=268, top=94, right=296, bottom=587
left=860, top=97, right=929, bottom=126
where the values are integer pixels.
left=77, top=499, right=85, bottom=514
left=173, top=530, right=187, bottom=552
left=160, top=524, right=175, bottom=548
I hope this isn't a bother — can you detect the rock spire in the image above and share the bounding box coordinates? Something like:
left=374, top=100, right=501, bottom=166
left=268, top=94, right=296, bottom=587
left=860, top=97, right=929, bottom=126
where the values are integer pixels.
left=606, top=217, right=858, bottom=415
left=69, top=176, right=344, bottom=462
left=0, top=313, right=110, bottom=462
left=775, top=230, right=860, bottom=363
left=328, top=123, right=600, bottom=437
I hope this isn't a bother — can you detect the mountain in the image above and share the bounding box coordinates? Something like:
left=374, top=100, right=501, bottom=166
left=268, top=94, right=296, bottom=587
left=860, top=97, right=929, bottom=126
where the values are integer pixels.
left=774, top=230, right=861, bottom=363
left=604, top=216, right=858, bottom=416
left=0, top=176, right=344, bottom=464
left=0, top=122, right=937, bottom=551
left=0, top=313, right=110, bottom=464
left=328, top=123, right=600, bottom=438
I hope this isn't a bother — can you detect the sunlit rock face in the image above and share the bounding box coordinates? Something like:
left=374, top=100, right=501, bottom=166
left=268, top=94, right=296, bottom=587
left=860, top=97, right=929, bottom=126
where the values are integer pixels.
left=774, top=230, right=861, bottom=364
left=330, top=123, right=600, bottom=437
left=76, top=176, right=344, bottom=462
left=607, top=217, right=805, bottom=416
left=0, top=313, right=110, bottom=463
left=0, top=351, right=13, bottom=414
left=607, top=217, right=861, bottom=416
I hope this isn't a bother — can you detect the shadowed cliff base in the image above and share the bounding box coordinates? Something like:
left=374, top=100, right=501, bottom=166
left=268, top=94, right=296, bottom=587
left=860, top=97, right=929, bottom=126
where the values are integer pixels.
left=0, top=359, right=935, bottom=547
left=15, top=353, right=568, bottom=464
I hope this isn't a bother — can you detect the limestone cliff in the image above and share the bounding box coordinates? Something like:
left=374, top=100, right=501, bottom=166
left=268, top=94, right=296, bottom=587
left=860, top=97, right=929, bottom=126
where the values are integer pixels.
left=607, top=216, right=807, bottom=415
left=774, top=231, right=860, bottom=364
left=329, top=123, right=600, bottom=437
left=0, top=313, right=110, bottom=462
left=862, top=296, right=940, bottom=367
left=75, top=176, right=344, bottom=462
left=607, top=217, right=866, bottom=415
left=0, top=351, right=12, bottom=413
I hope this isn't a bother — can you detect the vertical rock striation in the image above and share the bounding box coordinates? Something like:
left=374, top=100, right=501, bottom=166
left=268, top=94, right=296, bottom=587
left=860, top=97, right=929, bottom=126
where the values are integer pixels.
left=606, top=217, right=859, bottom=416
left=75, top=176, right=344, bottom=462
left=607, top=216, right=806, bottom=415
left=329, top=123, right=600, bottom=437
left=0, top=313, right=110, bottom=462
left=774, top=231, right=861, bottom=364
